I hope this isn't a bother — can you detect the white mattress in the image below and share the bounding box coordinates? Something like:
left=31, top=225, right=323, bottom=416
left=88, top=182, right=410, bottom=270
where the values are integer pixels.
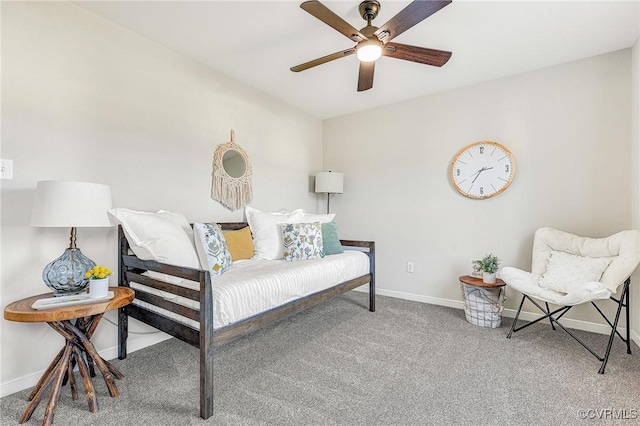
left=130, top=250, right=370, bottom=329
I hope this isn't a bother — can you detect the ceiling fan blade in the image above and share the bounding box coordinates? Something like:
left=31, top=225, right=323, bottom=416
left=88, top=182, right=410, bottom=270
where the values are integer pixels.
left=357, top=61, right=375, bottom=92
left=383, top=42, right=451, bottom=67
left=290, top=48, right=356, bottom=72
left=374, top=0, right=451, bottom=43
left=301, top=1, right=367, bottom=42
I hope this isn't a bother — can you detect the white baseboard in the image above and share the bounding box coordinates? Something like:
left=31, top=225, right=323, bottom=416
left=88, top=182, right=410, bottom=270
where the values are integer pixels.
left=0, top=333, right=171, bottom=398
left=365, top=287, right=465, bottom=310
left=356, top=286, right=640, bottom=348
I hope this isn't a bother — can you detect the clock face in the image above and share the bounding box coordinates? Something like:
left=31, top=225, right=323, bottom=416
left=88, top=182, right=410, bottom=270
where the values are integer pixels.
left=450, top=141, right=516, bottom=199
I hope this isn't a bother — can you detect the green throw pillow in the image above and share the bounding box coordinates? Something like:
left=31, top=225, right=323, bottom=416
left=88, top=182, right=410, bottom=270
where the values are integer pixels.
left=322, top=222, right=343, bottom=255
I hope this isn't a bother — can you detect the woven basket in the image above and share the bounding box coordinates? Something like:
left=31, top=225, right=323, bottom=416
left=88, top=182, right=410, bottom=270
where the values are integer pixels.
left=460, top=283, right=505, bottom=328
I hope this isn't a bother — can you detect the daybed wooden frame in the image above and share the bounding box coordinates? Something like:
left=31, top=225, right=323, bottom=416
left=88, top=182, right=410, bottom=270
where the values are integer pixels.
left=116, top=223, right=375, bottom=419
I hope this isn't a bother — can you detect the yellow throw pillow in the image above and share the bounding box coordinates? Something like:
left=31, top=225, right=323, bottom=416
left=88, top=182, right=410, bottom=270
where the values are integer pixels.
left=223, top=226, right=255, bottom=261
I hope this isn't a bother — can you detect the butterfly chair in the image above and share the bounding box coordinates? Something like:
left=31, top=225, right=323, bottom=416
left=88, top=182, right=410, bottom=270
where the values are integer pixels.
left=501, top=227, right=640, bottom=373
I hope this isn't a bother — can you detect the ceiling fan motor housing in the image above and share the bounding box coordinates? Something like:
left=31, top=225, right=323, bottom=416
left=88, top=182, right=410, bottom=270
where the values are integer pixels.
left=359, top=0, right=381, bottom=22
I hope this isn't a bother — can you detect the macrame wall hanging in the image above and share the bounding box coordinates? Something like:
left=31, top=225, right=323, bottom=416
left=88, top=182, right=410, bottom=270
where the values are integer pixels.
left=211, top=129, right=253, bottom=211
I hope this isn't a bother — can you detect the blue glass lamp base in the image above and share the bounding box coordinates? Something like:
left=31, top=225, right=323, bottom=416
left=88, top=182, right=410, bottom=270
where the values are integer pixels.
left=43, top=248, right=95, bottom=296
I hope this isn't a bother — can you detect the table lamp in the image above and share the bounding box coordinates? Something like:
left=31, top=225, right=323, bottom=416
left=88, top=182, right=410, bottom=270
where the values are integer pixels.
left=315, top=171, right=343, bottom=214
left=30, top=181, right=113, bottom=296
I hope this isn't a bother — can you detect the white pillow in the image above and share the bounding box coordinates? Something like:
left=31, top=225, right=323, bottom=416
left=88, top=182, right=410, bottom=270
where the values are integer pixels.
left=108, top=208, right=200, bottom=283
left=301, top=212, right=335, bottom=223
left=538, top=251, right=612, bottom=294
left=245, top=206, right=304, bottom=260
left=158, top=209, right=194, bottom=243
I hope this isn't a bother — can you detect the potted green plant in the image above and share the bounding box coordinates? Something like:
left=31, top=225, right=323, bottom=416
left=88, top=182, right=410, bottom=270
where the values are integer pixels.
left=474, top=254, right=500, bottom=284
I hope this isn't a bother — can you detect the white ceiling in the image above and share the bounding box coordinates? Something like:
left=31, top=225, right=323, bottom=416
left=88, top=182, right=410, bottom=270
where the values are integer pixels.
left=75, top=1, right=639, bottom=119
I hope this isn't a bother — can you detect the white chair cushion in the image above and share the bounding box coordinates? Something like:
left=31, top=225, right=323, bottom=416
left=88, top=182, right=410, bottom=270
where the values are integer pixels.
left=538, top=251, right=612, bottom=294
left=501, top=266, right=612, bottom=306
left=532, top=228, right=640, bottom=293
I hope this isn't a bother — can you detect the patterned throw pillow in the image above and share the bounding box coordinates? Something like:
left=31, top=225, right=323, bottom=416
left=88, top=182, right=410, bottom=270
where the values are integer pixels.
left=193, top=223, right=233, bottom=276
left=282, top=222, right=324, bottom=262
left=538, top=251, right=612, bottom=293
left=321, top=222, right=343, bottom=255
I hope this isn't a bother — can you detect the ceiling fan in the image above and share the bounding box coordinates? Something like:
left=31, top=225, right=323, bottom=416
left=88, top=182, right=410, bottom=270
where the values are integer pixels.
left=290, top=0, right=452, bottom=92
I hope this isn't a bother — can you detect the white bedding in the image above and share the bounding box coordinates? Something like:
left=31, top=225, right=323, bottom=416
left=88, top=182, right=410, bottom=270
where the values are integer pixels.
left=130, top=250, right=370, bottom=329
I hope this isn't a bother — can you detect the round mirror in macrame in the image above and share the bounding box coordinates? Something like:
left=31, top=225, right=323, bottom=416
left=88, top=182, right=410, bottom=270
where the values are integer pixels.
left=211, top=130, right=253, bottom=211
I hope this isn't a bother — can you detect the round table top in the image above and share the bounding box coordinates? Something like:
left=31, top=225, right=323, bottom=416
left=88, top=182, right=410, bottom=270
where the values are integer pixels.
left=4, top=287, right=134, bottom=323
left=459, top=275, right=506, bottom=288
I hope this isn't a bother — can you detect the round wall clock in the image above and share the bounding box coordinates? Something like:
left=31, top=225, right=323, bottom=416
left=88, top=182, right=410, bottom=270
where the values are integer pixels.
left=450, top=141, right=516, bottom=199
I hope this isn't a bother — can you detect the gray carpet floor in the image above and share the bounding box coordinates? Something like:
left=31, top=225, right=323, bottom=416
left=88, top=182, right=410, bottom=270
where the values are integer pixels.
left=2, top=292, right=640, bottom=425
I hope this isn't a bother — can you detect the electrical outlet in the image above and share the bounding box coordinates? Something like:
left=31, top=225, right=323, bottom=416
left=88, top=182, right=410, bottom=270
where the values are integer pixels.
left=406, top=261, right=414, bottom=273
left=1, top=159, right=13, bottom=180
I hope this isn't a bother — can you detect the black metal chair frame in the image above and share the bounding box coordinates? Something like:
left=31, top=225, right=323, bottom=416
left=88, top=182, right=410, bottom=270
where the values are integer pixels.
left=506, top=278, right=631, bottom=374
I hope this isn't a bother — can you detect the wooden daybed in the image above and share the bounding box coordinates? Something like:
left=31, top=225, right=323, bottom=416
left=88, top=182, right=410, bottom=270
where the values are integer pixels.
left=117, top=222, right=376, bottom=419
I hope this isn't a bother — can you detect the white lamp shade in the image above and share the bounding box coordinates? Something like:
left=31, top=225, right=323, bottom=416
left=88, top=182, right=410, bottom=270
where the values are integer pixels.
left=315, top=172, right=344, bottom=194
left=30, top=181, right=113, bottom=227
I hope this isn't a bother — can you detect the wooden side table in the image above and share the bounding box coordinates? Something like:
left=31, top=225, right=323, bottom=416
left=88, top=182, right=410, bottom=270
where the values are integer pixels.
left=4, top=287, right=134, bottom=426
left=459, top=275, right=506, bottom=328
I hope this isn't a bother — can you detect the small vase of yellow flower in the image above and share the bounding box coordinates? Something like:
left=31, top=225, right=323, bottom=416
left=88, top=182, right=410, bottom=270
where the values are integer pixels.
left=85, top=265, right=112, bottom=298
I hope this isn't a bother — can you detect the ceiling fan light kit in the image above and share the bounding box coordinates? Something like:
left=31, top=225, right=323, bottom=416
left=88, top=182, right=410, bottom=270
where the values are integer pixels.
left=291, top=0, right=452, bottom=91
left=356, top=39, right=383, bottom=62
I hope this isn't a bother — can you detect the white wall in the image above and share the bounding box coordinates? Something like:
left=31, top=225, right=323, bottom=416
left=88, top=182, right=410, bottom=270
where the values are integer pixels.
left=631, top=37, right=640, bottom=340
left=324, top=49, right=635, bottom=336
left=1, top=0, right=638, bottom=400
left=0, top=2, right=322, bottom=396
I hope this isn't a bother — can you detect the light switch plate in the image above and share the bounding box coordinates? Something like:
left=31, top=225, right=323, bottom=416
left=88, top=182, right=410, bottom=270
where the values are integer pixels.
left=1, top=159, right=13, bottom=180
